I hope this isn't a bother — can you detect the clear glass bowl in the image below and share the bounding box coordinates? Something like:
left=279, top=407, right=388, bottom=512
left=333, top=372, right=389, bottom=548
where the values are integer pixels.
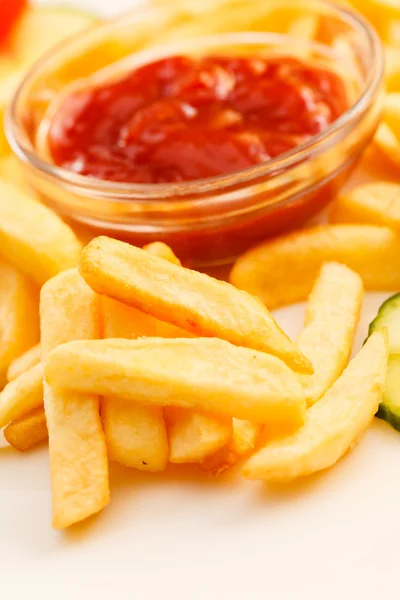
left=6, top=0, right=384, bottom=266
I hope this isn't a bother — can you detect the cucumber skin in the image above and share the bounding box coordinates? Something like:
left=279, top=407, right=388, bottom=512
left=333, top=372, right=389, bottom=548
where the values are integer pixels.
left=376, top=402, right=400, bottom=432
left=368, top=292, right=400, bottom=338
left=368, top=294, right=400, bottom=431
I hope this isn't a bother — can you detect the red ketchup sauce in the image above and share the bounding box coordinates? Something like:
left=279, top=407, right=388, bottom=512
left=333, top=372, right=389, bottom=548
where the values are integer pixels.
left=47, top=54, right=348, bottom=184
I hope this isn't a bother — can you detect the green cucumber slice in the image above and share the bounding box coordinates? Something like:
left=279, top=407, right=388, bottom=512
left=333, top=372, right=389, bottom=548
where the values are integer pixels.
left=377, top=355, right=400, bottom=432
left=368, top=293, right=400, bottom=353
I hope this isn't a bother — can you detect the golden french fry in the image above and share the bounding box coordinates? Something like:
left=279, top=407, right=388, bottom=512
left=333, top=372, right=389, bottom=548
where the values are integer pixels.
left=243, top=331, right=388, bottom=481
left=0, top=156, right=35, bottom=196
left=13, top=6, right=96, bottom=69
left=4, top=407, right=47, bottom=451
left=0, top=363, right=43, bottom=428
left=41, top=269, right=109, bottom=529
left=102, top=241, right=191, bottom=340
left=0, top=260, right=40, bottom=386
left=165, top=408, right=232, bottom=464
left=143, top=241, right=181, bottom=265
left=102, top=295, right=188, bottom=340
left=201, top=419, right=262, bottom=475
left=373, top=122, right=400, bottom=169
left=79, top=236, right=312, bottom=374
left=384, top=45, right=400, bottom=92
left=298, top=263, right=363, bottom=405
left=0, top=180, right=83, bottom=285
left=384, top=93, right=400, bottom=135
left=330, top=182, right=400, bottom=230
left=231, top=225, right=400, bottom=308
left=101, top=397, right=167, bottom=471
left=7, top=344, right=41, bottom=382
left=0, top=62, right=24, bottom=156
left=45, top=337, right=306, bottom=427
left=288, top=14, right=318, bottom=40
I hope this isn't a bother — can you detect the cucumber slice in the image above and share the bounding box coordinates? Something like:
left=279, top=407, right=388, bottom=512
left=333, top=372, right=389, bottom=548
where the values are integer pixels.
left=368, top=293, right=400, bottom=353
left=377, top=355, right=400, bottom=431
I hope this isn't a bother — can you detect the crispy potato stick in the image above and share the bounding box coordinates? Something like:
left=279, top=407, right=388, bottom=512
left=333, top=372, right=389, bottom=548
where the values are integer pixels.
left=7, top=344, right=41, bottom=382
left=101, top=397, right=167, bottom=471
left=41, top=269, right=109, bottom=529
left=298, top=263, right=363, bottom=406
left=231, top=225, right=400, bottom=308
left=383, top=93, right=400, bottom=140
left=330, top=182, right=400, bottom=230
left=79, top=236, right=312, bottom=374
left=102, top=242, right=191, bottom=339
left=0, top=363, right=43, bottom=428
left=201, top=419, right=262, bottom=475
left=0, top=259, right=40, bottom=385
left=144, top=242, right=181, bottom=266
left=373, top=122, right=400, bottom=169
left=4, top=407, right=47, bottom=451
left=0, top=180, right=83, bottom=285
left=0, top=156, right=35, bottom=197
left=243, top=331, right=388, bottom=481
left=165, top=408, right=232, bottom=464
left=385, top=46, right=400, bottom=92
left=45, top=338, right=306, bottom=427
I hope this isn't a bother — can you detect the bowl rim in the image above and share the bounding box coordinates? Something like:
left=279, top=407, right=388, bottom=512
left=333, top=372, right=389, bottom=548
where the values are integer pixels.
left=6, top=0, right=384, bottom=202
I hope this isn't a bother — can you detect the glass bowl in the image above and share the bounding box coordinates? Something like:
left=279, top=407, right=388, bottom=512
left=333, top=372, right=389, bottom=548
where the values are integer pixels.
left=6, top=0, right=384, bottom=267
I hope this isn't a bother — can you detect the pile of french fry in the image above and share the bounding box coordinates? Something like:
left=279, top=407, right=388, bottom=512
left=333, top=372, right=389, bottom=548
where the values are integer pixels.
left=2, top=0, right=400, bottom=532
left=0, top=174, right=398, bottom=529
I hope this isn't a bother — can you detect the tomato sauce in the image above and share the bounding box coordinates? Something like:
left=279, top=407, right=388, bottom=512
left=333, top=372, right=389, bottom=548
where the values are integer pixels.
left=47, top=54, right=348, bottom=184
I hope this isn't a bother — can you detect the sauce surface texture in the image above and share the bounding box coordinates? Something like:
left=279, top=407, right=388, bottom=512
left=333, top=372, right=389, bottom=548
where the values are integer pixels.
left=48, top=54, right=348, bottom=183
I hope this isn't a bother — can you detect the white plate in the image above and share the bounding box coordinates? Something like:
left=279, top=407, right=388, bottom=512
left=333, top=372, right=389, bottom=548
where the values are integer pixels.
left=2, top=292, right=399, bottom=600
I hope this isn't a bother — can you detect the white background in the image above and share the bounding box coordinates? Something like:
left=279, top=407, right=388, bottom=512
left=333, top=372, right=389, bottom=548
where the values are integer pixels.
left=3, top=2, right=400, bottom=598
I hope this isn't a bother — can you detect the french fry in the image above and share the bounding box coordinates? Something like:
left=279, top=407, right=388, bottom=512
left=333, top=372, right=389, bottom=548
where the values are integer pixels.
left=0, top=259, right=40, bottom=386
left=79, top=236, right=312, bottom=374
left=4, top=407, right=47, bottom=451
left=298, top=263, right=363, bottom=406
left=0, top=180, right=83, bottom=285
left=44, top=337, right=306, bottom=427
left=201, top=419, right=262, bottom=474
left=41, top=269, right=109, bottom=529
left=7, top=344, right=41, bottom=382
left=373, top=122, right=400, bottom=169
left=165, top=409, right=232, bottom=464
left=384, top=45, right=400, bottom=92
left=0, top=363, right=43, bottom=428
left=101, top=242, right=192, bottom=340
left=101, top=397, right=167, bottom=471
left=383, top=93, right=400, bottom=137
left=0, top=156, right=35, bottom=196
left=231, top=225, right=400, bottom=308
left=330, top=182, right=400, bottom=230
left=243, top=331, right=388, bottom=481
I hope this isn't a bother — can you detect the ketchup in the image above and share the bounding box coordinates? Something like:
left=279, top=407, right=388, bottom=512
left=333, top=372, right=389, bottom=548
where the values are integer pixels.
left=48, top=54, right=348, bottom=184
